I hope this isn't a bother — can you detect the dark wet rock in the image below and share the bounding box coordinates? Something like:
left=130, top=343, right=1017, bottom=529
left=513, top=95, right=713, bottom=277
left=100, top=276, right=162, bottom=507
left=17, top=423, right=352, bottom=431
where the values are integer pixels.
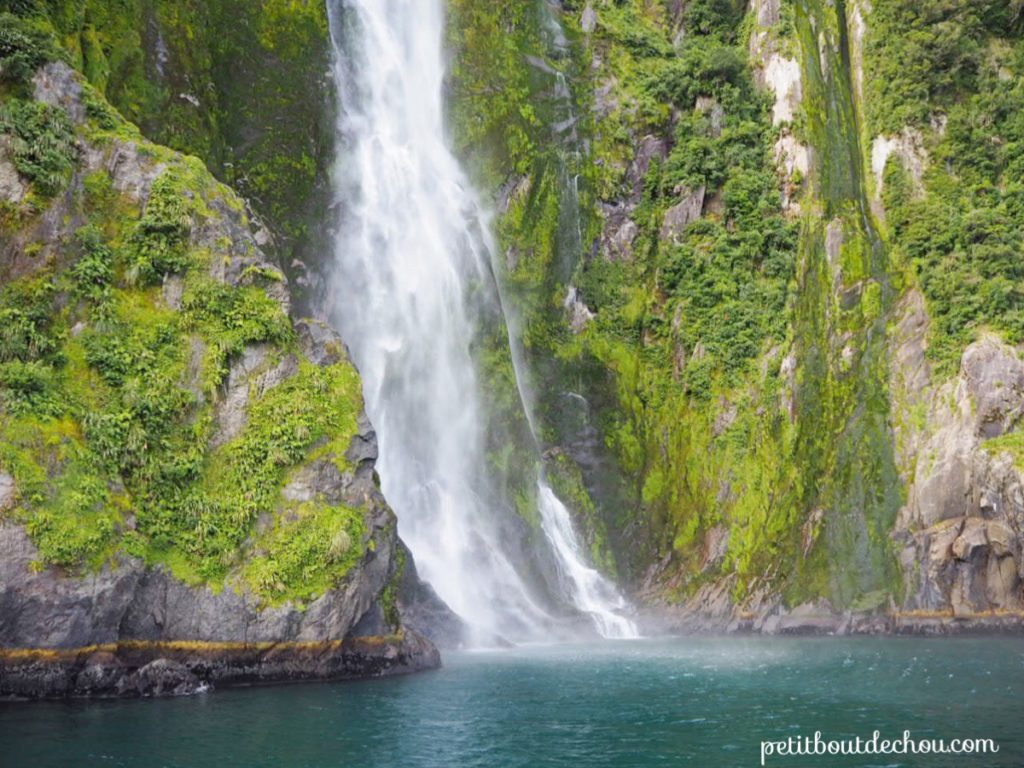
left=396, top=542, right=468, bottom=650
left=119, top=659, right=201, bottom=697
left=0, top=523, right=144, bottom=649
left=0, top=632, right=439, bottom=700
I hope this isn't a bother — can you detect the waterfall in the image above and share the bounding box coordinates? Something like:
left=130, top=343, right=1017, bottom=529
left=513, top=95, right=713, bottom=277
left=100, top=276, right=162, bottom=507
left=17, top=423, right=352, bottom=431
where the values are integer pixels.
left=325, top=0, right=636, bottom=642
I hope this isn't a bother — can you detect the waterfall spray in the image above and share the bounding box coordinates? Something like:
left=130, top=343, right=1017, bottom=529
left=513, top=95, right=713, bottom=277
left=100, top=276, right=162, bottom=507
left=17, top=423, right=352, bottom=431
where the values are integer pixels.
left=325, top=0, right=636, bottom=642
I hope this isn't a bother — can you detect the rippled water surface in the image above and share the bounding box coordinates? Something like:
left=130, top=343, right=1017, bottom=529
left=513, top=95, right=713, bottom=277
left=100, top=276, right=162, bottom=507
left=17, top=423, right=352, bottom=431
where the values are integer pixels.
left=2, top=637, right=1022, bottom=767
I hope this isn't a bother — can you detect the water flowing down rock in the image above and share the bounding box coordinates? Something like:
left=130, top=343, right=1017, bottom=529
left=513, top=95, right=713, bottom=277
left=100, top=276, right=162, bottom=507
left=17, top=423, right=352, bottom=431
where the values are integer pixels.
left=325, top=0, right=635, bottom=642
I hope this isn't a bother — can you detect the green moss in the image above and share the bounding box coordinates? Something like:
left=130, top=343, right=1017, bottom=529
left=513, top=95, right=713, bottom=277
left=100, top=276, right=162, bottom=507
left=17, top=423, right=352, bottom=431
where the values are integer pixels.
left=0, top=62, right=365, bottom=604
left=378, top=541, right=406, bottom=631
left=983, top=430, right=1024, bottom=472
left=0, top=417, right=124, bottom=569
left=447, top=1, right=543, bottom=185
left=786, top=0, right=901, bottom=607
left=243, top=500, right=366, bottom=607
left=123, top=171, right=196, bottom=284
left=0, top=12, right=59, bottom=88
left=179, top=272, right=293, bottom=394
left=0, top=272, right=65, bottom=364
left=134, top=357, right=362, bottom=583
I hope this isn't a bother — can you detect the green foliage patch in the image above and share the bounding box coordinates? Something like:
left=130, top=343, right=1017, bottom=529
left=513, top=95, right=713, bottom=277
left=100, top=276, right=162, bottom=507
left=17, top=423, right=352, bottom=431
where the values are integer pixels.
left=123, top=171, right=195, bottom=284
left=0, top=98, right=77, bottom=196
left=244, top=500, right=366, bottom=606
left=139, top=359, right=363, bottom=585
left=0, top=80, right=364, bottom=597
left=864, top=0, right=1020, bottom=135
left=0, top=11, right=57, bottom=86
left=882, top=35, right=1024, bottom=372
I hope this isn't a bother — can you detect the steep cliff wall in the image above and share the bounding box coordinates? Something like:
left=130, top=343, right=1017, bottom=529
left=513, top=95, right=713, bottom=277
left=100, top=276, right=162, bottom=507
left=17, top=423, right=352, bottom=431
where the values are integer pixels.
left=4, top=0, right=1023, bottom=676
left=450, top=0, right=1024, bottom=632
left=0, top=14, right=439, bottom=698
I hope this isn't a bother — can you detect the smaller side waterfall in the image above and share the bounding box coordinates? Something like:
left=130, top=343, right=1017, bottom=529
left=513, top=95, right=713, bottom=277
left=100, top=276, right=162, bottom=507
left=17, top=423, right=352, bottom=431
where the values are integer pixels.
left=490, top=1, right=638, bottom=639
left=537, top=485, right=637, bottom=638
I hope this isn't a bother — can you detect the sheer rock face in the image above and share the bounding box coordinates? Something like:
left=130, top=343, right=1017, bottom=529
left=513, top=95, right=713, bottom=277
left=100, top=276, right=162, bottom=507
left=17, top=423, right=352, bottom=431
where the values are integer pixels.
left=0, top=63, right=443, bottom=697
left=894, top=337, right=1024, bottom=617
left=652, top=335, right=1024, bottom=635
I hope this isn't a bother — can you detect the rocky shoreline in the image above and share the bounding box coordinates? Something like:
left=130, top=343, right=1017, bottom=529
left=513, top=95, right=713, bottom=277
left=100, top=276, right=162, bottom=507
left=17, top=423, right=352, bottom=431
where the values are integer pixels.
left=0, top=632, right=439, bottom=700
left=637, top=605, right=1024, bottom=637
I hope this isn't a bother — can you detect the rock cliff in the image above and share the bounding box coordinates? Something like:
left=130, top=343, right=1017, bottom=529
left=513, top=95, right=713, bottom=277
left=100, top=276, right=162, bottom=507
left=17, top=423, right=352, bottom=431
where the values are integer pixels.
left=0, top=52, right=441, bottom=697
left=446, top=0, right=1024, bottom=633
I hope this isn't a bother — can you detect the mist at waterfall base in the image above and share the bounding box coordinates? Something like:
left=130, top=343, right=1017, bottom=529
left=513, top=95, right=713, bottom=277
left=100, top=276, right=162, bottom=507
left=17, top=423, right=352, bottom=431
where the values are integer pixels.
left=324, top=0, right=635, bottom=642
left=6, top=637, right=1022, bottom=767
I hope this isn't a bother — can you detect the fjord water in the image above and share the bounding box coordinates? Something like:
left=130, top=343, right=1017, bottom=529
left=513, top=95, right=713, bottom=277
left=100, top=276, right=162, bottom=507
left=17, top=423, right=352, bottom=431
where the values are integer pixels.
left=324, top=0, right=634, bottom=640
left=4, top=637, right=1022, bottom=767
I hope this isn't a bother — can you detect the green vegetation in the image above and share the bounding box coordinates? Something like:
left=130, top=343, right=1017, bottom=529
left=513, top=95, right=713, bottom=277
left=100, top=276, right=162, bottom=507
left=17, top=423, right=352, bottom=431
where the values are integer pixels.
left=864, top=0, right=1021, bottom=136
left=1, top=158, right=362, bottom=596
left=983, top=430, right=1024, bottom=472
left=565, top=0, right=799, bottom=584
left=0, top=99, right=76, bottom=196
left=123, top=172, right=194, bottom=283
left=448, top=0, right=807, bottom=589
left=449, top=0, right=913, bottom=608
left=180, top=273, right=294, bottom=395
left=447, top=1, right=544, bottom=185
left=1, top=0, right=333, bottom=291
left=244, top=501, right=366, bottom=606
left=0, top=11, right=58, bottom=87
left=378, top=542, right=406, bottom=631
left=876, top=25, right=1024, bottom=372
left=139, top=359, right=363, bottom=586
left=0, top=44, right=366, bottom=604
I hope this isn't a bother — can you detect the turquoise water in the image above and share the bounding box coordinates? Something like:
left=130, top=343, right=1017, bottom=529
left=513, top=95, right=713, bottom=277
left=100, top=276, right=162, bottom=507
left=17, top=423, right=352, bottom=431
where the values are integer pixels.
left=2, top=637, right=1022, bottom=767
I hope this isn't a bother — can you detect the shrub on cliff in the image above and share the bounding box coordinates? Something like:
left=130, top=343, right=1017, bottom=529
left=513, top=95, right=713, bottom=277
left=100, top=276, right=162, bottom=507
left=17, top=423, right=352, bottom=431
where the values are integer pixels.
left=0, top=12, right=55, bottom=86
left=0, top=98, right=77, bottom=196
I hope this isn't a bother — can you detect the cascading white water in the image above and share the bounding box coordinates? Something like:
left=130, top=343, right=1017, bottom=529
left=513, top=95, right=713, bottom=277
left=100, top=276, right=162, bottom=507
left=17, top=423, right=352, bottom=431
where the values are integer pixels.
left=536, top=486, right=637, bottom=638
left=325, top=0, right=636, bottom=641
